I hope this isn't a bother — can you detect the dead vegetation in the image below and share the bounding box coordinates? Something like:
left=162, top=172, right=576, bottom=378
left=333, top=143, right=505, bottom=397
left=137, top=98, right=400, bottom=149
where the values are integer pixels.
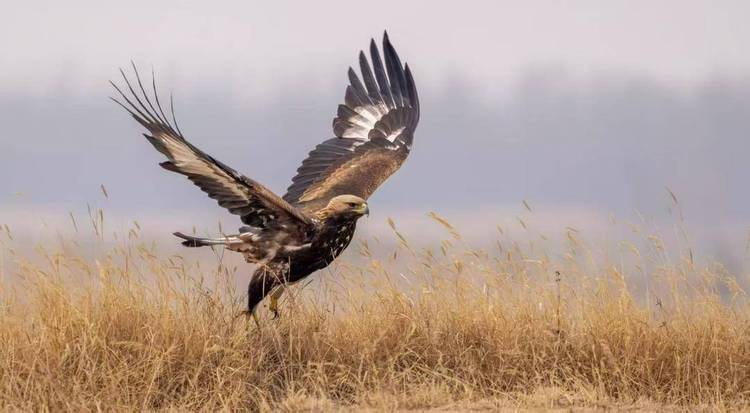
left=0, top=209, right=748, bottom=411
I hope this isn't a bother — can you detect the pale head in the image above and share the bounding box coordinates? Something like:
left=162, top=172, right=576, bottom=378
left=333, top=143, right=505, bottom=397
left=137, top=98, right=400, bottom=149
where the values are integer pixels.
left=319, top=194, right=369, bottom=220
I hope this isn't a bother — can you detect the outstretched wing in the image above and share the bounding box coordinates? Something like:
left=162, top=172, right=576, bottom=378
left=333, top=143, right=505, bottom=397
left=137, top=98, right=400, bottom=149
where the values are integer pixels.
left=111, top=66, right=313, bottom=231
left=283, top=32, right=420, bottom=211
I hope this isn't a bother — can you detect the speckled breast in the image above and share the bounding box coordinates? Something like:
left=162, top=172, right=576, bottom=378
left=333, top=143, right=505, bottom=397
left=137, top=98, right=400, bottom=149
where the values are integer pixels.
left=286, top=220, right=358, bottom=283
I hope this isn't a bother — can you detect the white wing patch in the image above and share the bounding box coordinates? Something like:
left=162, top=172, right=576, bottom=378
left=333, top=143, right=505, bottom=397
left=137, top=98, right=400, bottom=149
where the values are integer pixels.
left=385, top=126, right=406, bottom=143
left=283, top=243, right=312, bottom=253
left=338, top=103, right=387, bottom=140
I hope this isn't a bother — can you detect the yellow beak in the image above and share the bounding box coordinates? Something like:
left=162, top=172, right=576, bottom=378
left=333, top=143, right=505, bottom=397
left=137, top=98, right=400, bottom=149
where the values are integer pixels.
left=356, top=203, right=370, bottom=216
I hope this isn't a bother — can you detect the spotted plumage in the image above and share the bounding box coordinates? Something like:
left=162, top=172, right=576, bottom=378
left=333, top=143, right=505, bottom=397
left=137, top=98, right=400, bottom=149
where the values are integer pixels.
left=112, top=32, right=420, bottom=317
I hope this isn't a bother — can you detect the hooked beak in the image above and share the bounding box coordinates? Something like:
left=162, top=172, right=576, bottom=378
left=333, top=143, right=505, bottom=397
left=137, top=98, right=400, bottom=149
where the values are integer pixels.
left=356, top=203, right=370, bottom=217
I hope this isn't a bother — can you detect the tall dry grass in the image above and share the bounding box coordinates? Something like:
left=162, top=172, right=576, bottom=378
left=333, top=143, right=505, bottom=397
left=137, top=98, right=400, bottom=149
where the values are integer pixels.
left=0, top=208, right=748, bottom=411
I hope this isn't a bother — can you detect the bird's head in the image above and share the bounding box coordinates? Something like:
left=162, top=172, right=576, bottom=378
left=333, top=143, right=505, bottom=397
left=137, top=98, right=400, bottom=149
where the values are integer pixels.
left=319, top=195, right=369, bottom=220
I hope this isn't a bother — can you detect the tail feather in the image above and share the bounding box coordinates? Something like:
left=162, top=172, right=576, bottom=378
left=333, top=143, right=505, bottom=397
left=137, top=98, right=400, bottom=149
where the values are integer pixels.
left=173, top=232, right=237, bottom=247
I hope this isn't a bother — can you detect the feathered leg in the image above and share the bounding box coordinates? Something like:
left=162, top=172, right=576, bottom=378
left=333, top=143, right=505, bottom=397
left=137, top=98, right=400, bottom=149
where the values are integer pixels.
left=247, top=264, right=288, bottom=319
left=268, top=285, right=286, bottom=319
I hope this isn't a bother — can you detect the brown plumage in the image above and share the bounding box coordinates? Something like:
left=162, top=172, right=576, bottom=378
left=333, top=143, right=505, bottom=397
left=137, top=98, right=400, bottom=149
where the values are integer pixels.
left=111, top=32, right=420, bottom=317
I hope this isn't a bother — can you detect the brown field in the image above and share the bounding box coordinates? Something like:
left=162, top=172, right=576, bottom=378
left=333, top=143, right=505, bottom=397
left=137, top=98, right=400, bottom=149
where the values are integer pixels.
left=0, top=210, right=748, bottom=411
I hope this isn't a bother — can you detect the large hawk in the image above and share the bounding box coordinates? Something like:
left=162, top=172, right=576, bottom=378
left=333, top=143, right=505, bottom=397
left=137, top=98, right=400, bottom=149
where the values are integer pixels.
left=112, top=33, right=420, bottom=319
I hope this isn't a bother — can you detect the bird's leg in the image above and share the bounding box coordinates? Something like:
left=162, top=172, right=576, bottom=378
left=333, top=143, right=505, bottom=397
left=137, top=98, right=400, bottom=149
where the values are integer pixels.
left=268, top=285, right=286, bottom=319
left=235, top=308, right=261, bottom=330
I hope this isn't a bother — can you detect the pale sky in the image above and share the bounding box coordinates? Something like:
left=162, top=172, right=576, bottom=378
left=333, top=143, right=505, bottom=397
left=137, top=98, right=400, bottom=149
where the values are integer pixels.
left=1, top=1, right=749, bottom=97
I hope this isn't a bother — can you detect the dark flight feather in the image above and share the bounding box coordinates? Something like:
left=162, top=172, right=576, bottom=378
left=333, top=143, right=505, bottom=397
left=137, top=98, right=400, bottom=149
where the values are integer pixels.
left=111, top=65, right=312, bottom=231
left=284, top=33, right=420, bottom=211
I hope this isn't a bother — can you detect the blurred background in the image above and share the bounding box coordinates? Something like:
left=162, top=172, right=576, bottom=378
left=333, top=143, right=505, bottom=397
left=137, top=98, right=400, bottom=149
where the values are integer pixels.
left=1, top=1, right=749, bottom=273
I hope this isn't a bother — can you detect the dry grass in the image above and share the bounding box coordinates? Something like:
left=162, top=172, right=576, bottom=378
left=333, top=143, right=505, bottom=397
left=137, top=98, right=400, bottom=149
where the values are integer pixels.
left=0, top=211, right=749, bottom=411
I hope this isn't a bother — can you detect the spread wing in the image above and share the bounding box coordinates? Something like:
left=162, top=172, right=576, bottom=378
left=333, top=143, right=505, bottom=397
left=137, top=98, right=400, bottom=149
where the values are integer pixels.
left=111, top=66, right=313, bottom=231
left=283, top=32, right=420, bottom=212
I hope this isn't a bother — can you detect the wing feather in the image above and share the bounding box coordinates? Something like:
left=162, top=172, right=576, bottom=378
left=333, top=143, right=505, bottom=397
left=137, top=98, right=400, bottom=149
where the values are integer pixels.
left=383, top=32, right=409, bottom=107
left=369, top=38, right=396, bottom=110
left=112, top=67, right=312, bottom=230
left=283, top=32, right=420, bottom=209
left=347, top=67, right=373, bottom=106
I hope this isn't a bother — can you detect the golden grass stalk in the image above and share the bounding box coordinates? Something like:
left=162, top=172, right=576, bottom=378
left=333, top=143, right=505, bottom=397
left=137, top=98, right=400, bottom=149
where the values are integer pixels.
left=0, top=216, right=748, bottom=411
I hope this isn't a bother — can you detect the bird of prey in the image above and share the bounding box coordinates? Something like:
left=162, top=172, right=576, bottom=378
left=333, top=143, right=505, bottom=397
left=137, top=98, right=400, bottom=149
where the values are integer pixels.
left=111, top=32, right=420, bottom=320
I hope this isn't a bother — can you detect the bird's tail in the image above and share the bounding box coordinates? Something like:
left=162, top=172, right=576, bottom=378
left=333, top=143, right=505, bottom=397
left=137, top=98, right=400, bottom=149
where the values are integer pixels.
left=173, top=232, right=239, bottom=248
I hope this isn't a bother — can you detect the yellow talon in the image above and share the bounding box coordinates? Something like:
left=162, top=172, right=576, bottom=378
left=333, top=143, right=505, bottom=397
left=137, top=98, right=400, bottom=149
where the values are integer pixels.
left=268, top=285, right=285, bottom=319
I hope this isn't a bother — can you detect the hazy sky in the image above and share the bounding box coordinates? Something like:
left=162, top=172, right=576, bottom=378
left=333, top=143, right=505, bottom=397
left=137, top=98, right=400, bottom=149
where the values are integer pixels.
left=2, top=1, right=750, bottom=96
left=1, top=1, right=749, bottom=271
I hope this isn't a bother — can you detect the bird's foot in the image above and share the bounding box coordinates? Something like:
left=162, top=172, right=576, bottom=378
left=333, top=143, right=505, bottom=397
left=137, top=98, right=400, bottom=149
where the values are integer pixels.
left=268, top=285, right=285, bottom=320
left=268, top=298, right=281, bottom=320
left=236, top=309, right=261, bottom=328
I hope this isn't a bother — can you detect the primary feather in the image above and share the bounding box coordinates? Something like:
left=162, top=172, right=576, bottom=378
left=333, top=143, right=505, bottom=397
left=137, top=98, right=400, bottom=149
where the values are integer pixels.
left=284, top=32, right=420, bottom=212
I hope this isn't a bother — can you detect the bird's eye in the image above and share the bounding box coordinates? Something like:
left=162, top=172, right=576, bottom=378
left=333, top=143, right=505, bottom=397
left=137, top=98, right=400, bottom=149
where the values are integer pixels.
left=346, top=202, right=357, bottom=207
